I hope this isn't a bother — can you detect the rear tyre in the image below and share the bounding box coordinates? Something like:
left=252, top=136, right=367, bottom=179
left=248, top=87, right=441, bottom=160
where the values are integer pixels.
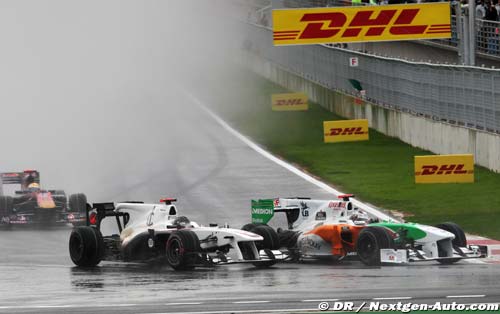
left=166, top=230, right=200, bottom=270
left=68, top=193, right=87, bottom=213
left=356, top=226, right=395, bottom=266
left=69, top=226, right=104, bottom=267
left=435, top=222, right=466, bottom=264
left=0, top=196, right=13, bottom=217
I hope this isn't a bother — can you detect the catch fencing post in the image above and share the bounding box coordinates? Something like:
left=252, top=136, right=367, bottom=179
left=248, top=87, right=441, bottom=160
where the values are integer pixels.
left=468, top=0, right=476, bottom=66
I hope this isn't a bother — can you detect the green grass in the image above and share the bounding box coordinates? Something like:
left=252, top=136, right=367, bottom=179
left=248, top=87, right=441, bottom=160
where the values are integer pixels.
left=204, top=70, right=500, bottom=239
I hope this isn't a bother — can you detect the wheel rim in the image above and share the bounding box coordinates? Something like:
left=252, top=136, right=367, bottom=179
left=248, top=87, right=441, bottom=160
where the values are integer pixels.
left=69, top=234, right=84, bottom=260
left=167, top=238, right=183, bottom=265
left=358, top=234, right=377, bottom=261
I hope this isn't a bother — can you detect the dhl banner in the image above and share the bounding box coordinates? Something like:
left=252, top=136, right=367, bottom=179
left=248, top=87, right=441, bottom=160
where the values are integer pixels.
left=272, top=3, right=451, bottom=45
left=323, top=119, right=369, bottom=143
left=414, top=154, right=474, bottom=184
left=271, top=93, right=308, bottom=111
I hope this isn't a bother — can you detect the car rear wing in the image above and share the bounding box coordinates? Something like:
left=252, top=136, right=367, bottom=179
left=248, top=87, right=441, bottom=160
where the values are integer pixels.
left=88, top=202, right=130, bottom=232
left=1, top=172, right=40, bottom=185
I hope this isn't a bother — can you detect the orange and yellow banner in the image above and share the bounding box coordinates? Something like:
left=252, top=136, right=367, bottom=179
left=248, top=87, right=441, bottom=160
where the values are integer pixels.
left=323, top=119, right=369, bottom=143
left=272, top=3, right=451, bottom=45
left=414, top=154, right=474, bottom=184
left=271, top=93, right=308, bottom=111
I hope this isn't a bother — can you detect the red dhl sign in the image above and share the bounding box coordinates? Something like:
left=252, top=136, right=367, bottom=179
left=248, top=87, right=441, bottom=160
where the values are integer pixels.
left=324, top=119, right=369, bottom=143
left=271, top=93, right=308, bottom=111
left=414, top=154, right=474, bottom=183
left=272, top=3, right=451, bottom=45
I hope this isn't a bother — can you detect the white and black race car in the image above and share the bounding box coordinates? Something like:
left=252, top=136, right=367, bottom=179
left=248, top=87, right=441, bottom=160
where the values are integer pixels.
left=69, top=198, right=280, bottom=270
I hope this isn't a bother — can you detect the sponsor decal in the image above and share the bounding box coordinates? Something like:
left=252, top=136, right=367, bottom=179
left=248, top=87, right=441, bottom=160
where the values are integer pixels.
left=272, top=3, right=451, bottom=45
left=273, top=198, right=280, bottom=207
left=414, top=154, right=474, bottom=183
left=329, top=201, right=346, bottom=209
left=323, top=119, right=369, bottom=143
left=315, top=210, right=327, bottom=220
left=271, top=93, right=308, bottom=111
left=300, top=201, right=309, bottom=217
left=300, top=237, right=322, bottom=250
left=251, top=199, right=275, bottom=224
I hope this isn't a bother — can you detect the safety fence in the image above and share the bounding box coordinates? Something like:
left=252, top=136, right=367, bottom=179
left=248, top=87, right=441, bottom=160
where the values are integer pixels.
left=245, top=23, right=500, bottom=133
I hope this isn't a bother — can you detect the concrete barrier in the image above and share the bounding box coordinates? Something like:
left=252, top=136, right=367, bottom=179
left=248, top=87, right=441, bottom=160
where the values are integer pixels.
left=243, top=52, right=500, bottom=173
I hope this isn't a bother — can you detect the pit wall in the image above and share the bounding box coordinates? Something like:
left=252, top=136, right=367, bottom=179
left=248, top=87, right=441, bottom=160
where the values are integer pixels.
left=244, top=53, right=500, bottom=173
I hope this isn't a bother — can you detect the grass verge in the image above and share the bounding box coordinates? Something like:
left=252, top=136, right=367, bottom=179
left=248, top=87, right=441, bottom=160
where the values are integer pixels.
left=202, top=70, right=500, bottom=239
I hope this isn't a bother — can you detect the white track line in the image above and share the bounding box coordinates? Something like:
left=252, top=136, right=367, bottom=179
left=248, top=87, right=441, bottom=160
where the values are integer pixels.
left=446, top=295, right=486, bottom=298
left=165, top=302, right=203, bottom=306
left=372, top=297, right=413, bottom=300
left=232, top=301, right=271, bottom=304
left=183, top=91, right=396, bottom=223
left=302, top=299, right=339, bottom=302
left=142, top=309, right=317, bottom=314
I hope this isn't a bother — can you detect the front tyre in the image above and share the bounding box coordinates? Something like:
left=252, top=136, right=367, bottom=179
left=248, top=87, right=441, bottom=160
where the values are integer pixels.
left=356, top=226, right=395, bottom=266
left=166, top=230, right=200, bottom=270
left=69, top=226, right=104, bottom=267
left=435, top=222, right=466, bottom=247
left=244, top=224, right=279, bottom=250
left=435, top=222, right=466, bottom=264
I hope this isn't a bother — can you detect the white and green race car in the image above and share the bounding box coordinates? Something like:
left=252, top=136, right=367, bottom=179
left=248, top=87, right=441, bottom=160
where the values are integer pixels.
left=246, top=196, right=488, bottom=265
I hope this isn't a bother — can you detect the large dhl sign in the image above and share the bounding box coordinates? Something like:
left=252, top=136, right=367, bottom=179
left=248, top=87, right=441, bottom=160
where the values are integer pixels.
left=271, top=93, right=308, bottom=111
left=324, top=119, right=369, bottom=143
left=414, top=154, right=474, bottom=184
left=272, top=3, right=451, bottom=45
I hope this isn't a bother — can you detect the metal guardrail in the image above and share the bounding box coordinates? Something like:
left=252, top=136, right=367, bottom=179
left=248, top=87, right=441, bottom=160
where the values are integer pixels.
left=245, top=23, right=500, bottom=133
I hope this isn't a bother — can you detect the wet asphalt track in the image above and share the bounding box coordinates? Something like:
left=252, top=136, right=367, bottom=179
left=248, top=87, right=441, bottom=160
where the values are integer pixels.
left=1, top=91, right=500, bottom=314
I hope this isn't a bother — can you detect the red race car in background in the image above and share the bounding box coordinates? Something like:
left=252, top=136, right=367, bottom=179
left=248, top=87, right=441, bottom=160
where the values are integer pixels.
left=0, top=170, right=87, bottom=227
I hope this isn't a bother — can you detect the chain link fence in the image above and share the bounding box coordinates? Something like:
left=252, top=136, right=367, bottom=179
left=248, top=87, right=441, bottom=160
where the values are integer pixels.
left=246, top=23, right=500, bottom=133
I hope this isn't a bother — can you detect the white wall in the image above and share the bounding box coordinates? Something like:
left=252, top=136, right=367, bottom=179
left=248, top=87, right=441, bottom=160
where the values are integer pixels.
left=244, top=53, right=500, bottom=173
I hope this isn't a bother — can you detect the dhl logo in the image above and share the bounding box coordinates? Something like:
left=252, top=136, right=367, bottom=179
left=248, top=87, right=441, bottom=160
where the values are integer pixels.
left=326, top=127, right=368, bottom=136
left=323, top=119, right=369, bottom=143
left=415, top=164, right=474, bottom=176
left=272, top=3, right=451, bottom=45
left=275, top=98, right=306, bottom=106
left=414, top=154, right=474, bottom=184
left=271, top=93, right=308, bottom=111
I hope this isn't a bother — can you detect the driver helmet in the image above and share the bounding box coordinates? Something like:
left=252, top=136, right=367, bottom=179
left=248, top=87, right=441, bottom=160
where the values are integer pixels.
left=28, top=183, right=40, bottom=192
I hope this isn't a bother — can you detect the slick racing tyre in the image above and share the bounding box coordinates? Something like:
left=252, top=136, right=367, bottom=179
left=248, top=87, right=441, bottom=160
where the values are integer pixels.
left=435, top=222, right=466, bottom=264
left=69, top=226, right=104, bottom=267
left=166, top=230, right=200, bottom=270
left=356, top=226, right=395, bottom=266
left=68, top=193, right=87, bottom=213
left=0, top=196, right=14, bottom=217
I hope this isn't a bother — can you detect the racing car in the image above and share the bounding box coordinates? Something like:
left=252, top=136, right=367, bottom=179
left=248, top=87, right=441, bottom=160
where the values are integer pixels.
left=245, top=196, right=487, bottom=265
left=69, top=198, right=280, bottom=270
left=0, top=170, right=87, bottom=227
